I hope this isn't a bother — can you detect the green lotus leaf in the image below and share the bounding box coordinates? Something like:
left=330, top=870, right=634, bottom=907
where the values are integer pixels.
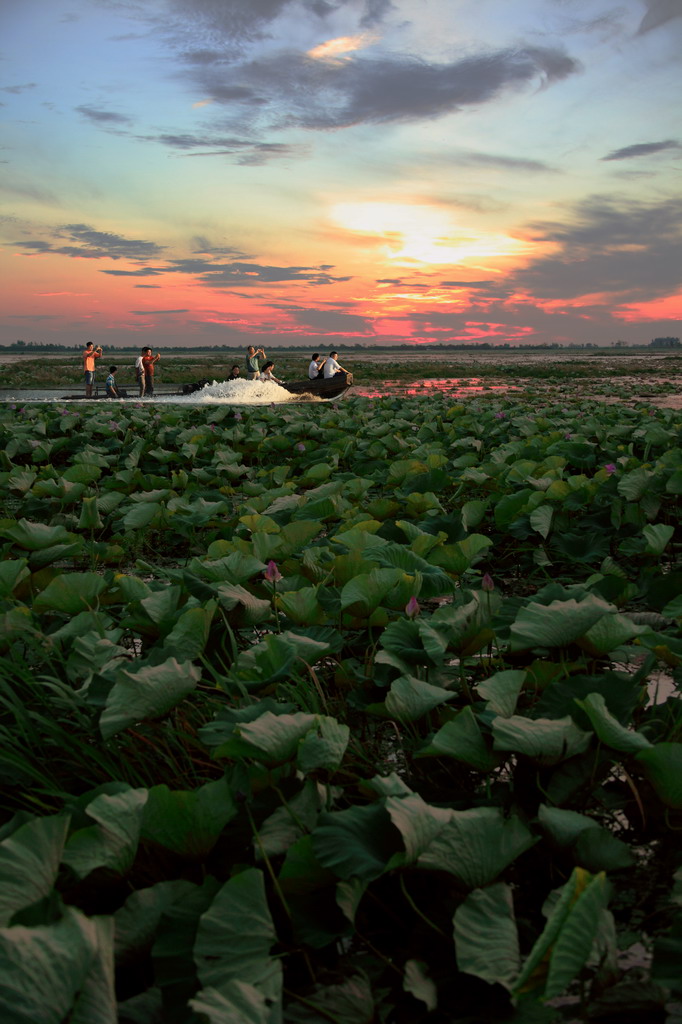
left=141, top=779, right=236, bottom=859
left=99, top=658, right=201, bottom=739
left=385, top=793, right=451, bottom=864
left=122, top=501, right=163, bottom=530
left=538, top=804, right=599, bottom=847
left=382, top=675, right=454, bottom=723
left=257, top=782, right=327, bottom=860
left=312, top=803, right=403, bottom=881
left=213, top=711, right=316, bottom=764
left=574, top=692, right=652, bottom=752
left=32, top=572, right=108, bottom=615
left=114, top=880, right=198, bottom=963
left=427, top=534, right=492, bottom=575
left=578, top=612, right=649, bottom=655
left=403, top=960, right=437, bottom=1012
left=510, top=594, right=615, bottom=651
left=163, top=602, right=216, bottom=659
left=62, top=788, right=147, bottom=879
left=418, top=808, right=535, bottom=888
left=0, top=909, right=114, bottom=1024
left=417, top=706, right=498, bottom=771
left=0, top=814, right=69, bottom=927
left=194, top=868, right=281, bottom=1007
left=635, top=743, right=682, bottom=808
left=276, top=586, right=328, bottom=625
left=453, top=883, right=520, bottom=989
left=0, top=519, right=78, bottom=551
left=190, top=981, right=271, bottom=1024
left=529, top=504, right=553, bottom=539
left=643, top=523, right=675, bottom=556
left=514, top=868, right=609, bottom=999
left=214, top=583, right=271, bottom=626
left=477, top=670, right=526, bottom=717
left=297, top=716, right=350, bottom=773
left=0, top=558, right=30, bottom=598
left=492, top=715, right=592, bottom=764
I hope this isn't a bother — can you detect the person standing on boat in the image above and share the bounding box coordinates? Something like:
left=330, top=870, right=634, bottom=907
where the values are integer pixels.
left=142, top=347, right=160, bottom=397
left=82, top=342, right=103, bottom=397
left=323, top=351, right=349, bottom=379
left=134, top=349, right=146, bottom=397
left=246, top=346, right=265, bottom=379
left=308, top=353, right=327, bottom=379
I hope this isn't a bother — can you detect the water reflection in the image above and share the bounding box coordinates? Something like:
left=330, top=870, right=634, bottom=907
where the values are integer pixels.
left=353, top=378, right=521, bottom=398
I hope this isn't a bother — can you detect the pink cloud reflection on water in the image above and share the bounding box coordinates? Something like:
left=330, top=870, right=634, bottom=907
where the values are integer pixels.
left=352, top=378, right=521, bottom=399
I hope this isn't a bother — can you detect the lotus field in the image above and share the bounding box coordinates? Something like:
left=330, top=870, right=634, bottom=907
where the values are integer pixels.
left=0, top=388, right=681, bottom=1024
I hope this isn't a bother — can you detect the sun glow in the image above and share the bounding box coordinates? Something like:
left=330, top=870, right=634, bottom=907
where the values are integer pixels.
left=307, top=35, right=371, bottom=60
left=329, top=202, right=529, bottom=266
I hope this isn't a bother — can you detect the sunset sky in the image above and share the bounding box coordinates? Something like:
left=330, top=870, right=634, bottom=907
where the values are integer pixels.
left=1, top=0, right=681, bottom=349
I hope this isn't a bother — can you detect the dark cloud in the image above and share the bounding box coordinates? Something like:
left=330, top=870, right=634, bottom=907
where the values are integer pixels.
left=75, top=105, right=133, bottom=126
left=101, top=267, right=167, bottom=276
left=12, top=224, right=164, bottom=261
left=140, top=130, right=301, bottom=164
left=290, top=308, right=375, bottom=334
left=602, top=139, right=681, bottom=161
left=513, top=195, right=682, bottom=300
left=440, top=280, right=493, bottom=289
left=0, top=83, right=37, bottom=94
left=636, top=0, right=682, bottom=34
left=172, top=258, right=349, bottom=287
left=451, top=151, right=556, bottom=173
left=188, top=45, right=579, bottom=129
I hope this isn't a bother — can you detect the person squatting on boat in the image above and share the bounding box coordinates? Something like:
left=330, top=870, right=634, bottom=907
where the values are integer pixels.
left=259, top=361, right=283, bottom=384
left=308, top=353, right=327, bottom=379
left=323, top=351, right=350, bottom=379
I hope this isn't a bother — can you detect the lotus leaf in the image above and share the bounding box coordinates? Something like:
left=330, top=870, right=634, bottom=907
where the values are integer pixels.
left=0, top=814, right=69, bottom=927
left=453, top=883, right=520, bottom=989
left=190, top=981, right=272, bottom=1024
left=0, top=909, right=115, bottom=1024
left=418, top=807, right=535, bottom=888
left=312, top=803, right=403, bottom=881
left=385, top=793, right=452, bottom=864
left=635, top=744, right=682, bottom=808
left=493, top=715, right=592, bottom=764
left=194, top=868, right=281, bottom=1009
left=99, top=658, right=201, bottom=739
left=141, top=780, right=236, bottom=858
left=574, top=693, right=652, bottom=753
left=417, top=706, right=498, bottom=771
left=381, top=675, right=454, bottom=723
left=62, top=788, right=147, bottom=879
left=477, top=670, right=526, bottom=717
left=510, top=594, right=617, bottom=652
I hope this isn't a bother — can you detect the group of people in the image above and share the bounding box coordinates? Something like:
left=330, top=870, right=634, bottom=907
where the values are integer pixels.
left=82, top=342, right=160, bottom=398
left=82, top=341, right=350, bottom=399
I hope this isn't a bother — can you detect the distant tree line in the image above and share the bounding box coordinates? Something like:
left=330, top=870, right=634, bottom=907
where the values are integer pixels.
left=1, top=339, right=668, bottom=354
left=649, top=337, right=681, bottom=349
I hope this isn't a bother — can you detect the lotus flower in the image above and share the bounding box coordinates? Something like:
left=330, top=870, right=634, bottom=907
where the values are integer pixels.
left=296, top=442, right=305, bottom=452
left=494, top=411, right=505, bottom=420
left=604, top=463, right=616, bottom=476
left=481, top=573, right=495, bottom=592
left=405, top=596, right=421, bottom=619
left=234, top=410, right=242, bottom=421
left=264, top=560, right=282, bottom=583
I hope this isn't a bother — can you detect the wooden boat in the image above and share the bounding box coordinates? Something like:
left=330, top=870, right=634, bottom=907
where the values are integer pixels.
left=281, top=371, right=353, bottom=400
left=58, top=370, right=354, bottom=401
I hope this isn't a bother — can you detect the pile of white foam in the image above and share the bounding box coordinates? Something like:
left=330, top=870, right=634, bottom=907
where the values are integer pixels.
left=157, top=378, right=316, bottom=405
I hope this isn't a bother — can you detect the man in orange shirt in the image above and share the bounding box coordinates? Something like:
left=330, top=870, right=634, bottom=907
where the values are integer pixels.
left=83, top=342, right=103, bottom=397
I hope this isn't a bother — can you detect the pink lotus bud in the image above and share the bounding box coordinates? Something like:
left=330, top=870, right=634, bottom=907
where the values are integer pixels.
left=405, top=596, right=420, bottom=619
left=481, top=573, right=495, bottom=592
left=264, top=560, right=282, bottom=583
left=604, top=463, right=616, bottom=476
left=296, top=442, right=305, bottom=452
left=234, top=410, right=242, bottom=421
